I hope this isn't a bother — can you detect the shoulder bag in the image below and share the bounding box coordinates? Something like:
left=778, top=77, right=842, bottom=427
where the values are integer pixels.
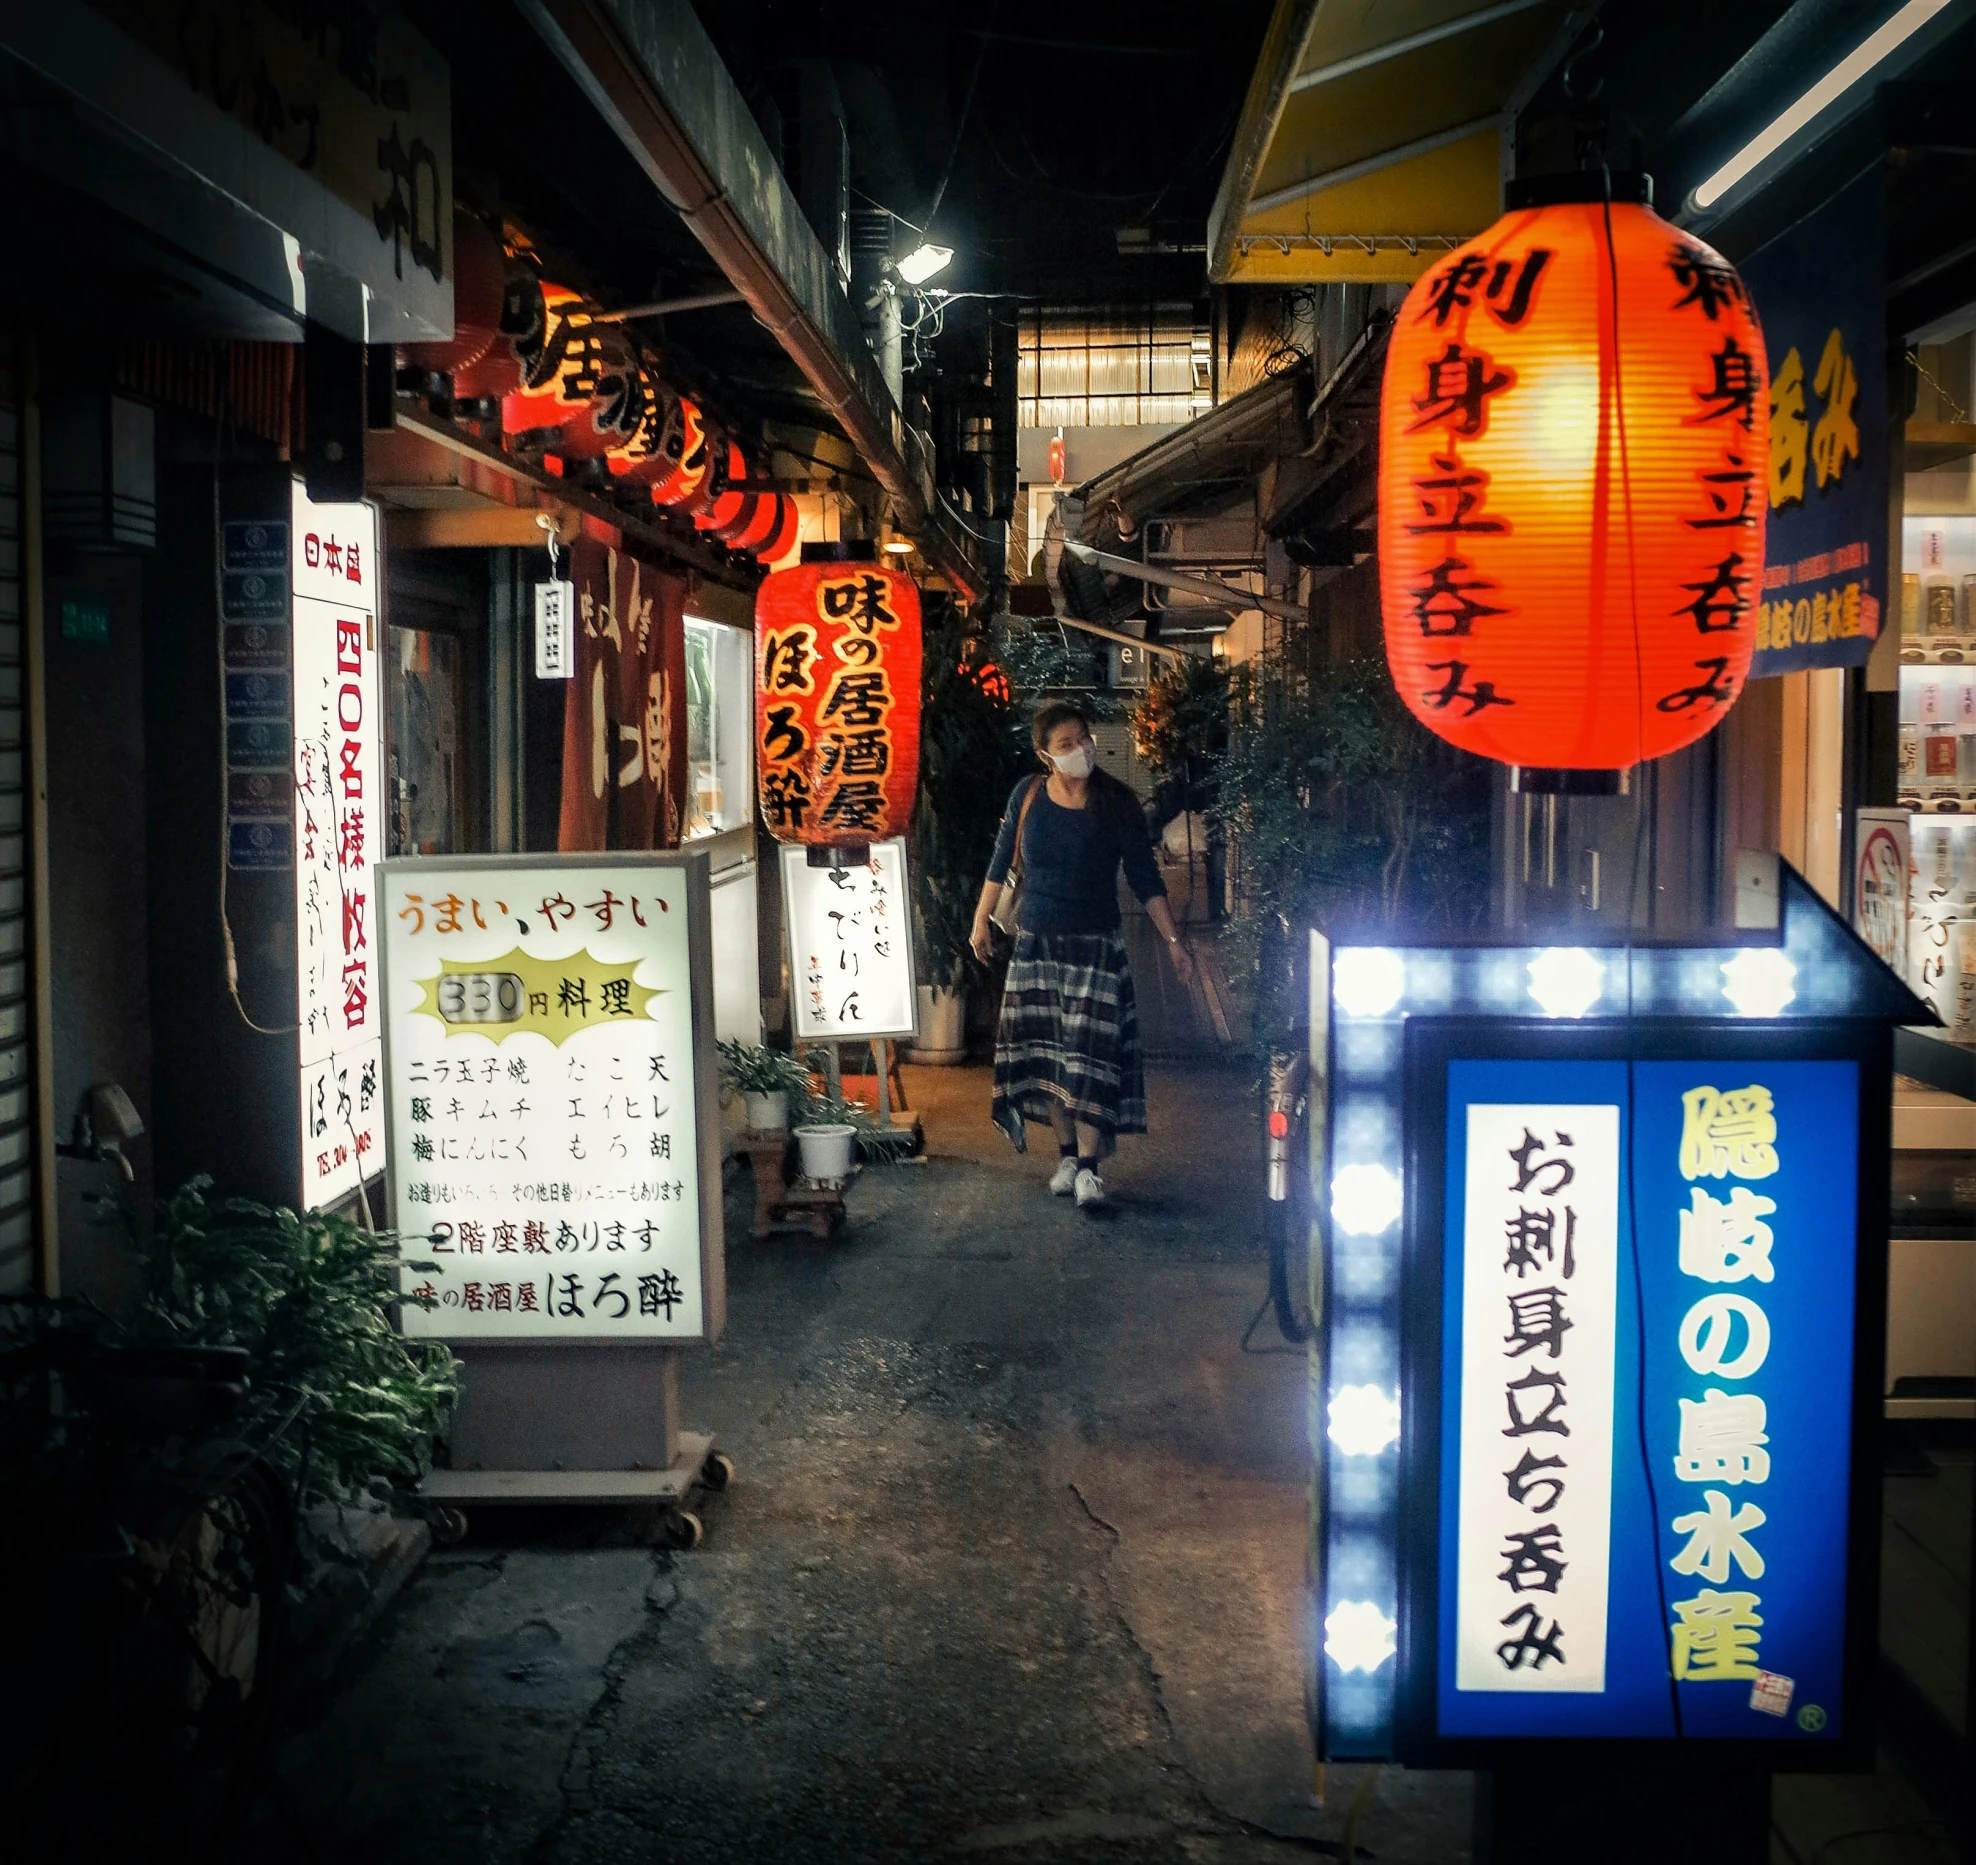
left=988, top=776, right=1044, bottom=937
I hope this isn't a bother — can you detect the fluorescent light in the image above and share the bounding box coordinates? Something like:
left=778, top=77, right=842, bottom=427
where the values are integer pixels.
left=882, top=538, right=915, bottom=555
left=1327, top=1385, right=1402, bottom=1457
left=1331, top=1163, right=1403, bottom=1237
left=1692, top=0, right=1950, bottom=209
left=1324, top=1600, right=1398, bottom=1674
left=1527, top=947, right=1604, bottom=1019
left=1333, top=948, right=1406, bottom=1019
left=895, top=243, right=954, bottom=286
left=1720, top=948, right=1797, bottom=1017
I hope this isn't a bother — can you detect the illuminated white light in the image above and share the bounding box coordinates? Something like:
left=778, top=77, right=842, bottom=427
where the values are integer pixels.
left=1527, top=947, right=1604, bottom=1018
left=895, top=242, right=955, bottom=285
left=1331, top=1163, right=1403, bottom=1237
left=1333, top=947, right=1406, bottom=1018
left=1693, top=0, right=1950, bottom=209
left=1721, top=948, right=1797, bottom=1017
left=1324, top=1600, right=1398, bottom=1674
left=1327, top=1385, right=1402, bottom=1456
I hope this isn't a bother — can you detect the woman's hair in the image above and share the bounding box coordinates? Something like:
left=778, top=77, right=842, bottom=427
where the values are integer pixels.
left=1031, top=700, right=1092, bottom=751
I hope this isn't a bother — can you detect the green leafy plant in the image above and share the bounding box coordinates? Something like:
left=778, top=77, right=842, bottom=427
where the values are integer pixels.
left=128, top=1178, right=458, bottom=1507
left=1213, top=650, right=1491, bottom=1041
left=911, top=605, right=1028, bottom=989
left=1131, top=651, right=1229, bottom=797
left=716, top=1038, right=816, bottom=1098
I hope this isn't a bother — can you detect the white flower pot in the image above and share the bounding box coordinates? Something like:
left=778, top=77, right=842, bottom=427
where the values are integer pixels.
left=912, top=983, right=968, bottom=1066
left=742, top=1090, right=789, bottom=1132
left=794, top=1123, right=857, bottom=1184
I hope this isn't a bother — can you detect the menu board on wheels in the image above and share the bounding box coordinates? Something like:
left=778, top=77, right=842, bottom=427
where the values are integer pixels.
left=377, top=853, right=723, bottom=1343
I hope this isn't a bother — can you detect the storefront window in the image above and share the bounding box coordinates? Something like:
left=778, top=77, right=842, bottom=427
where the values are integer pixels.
left=683, top=616, right=753, bottom=840
left=389, top=626, right=467, bottom=855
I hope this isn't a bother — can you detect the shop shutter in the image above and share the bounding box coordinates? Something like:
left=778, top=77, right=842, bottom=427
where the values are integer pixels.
left=0, top=338, right=31, bottom=1292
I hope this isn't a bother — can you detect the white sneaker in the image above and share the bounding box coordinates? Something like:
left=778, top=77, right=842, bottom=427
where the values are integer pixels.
left=1074, top=1167, right=1106, bottom=1209
left=1048, top=1156, right=1079, bottom=1196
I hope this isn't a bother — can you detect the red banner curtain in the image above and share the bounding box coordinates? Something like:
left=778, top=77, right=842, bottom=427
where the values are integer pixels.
left=557, top=536, right=687, bottom=850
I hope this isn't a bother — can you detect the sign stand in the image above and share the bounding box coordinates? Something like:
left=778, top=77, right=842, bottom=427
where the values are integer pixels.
left=1306, top=859, right=1931, bottom=1853
left=377, top=852, right=730, bottom=1547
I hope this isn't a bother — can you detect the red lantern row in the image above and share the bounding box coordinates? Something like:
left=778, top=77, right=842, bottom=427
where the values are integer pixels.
left=427, top=236, right=794, bottom=561
left=755, top=548, right=922, bottom=846
left=1378, top=178, right=1768, bottom=776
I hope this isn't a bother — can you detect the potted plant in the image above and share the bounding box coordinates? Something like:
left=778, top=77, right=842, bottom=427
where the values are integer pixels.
left=1131, top=650, right=1230, bottom=920
left=910, top=604, right=1027, bottom=1061
left=717, top=1038, right=814, bottom=1131
left=792, top=1118, right=858, bottom=1186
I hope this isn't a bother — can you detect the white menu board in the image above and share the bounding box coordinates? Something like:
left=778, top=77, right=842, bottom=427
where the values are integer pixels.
left=378, top=854, right=722, bottom=1342
left=1454, top=1102, right=1620, bottom=1694
left=780, top=837, right=918, bottom=1042
left=292, top=483, right=384, bottom=1210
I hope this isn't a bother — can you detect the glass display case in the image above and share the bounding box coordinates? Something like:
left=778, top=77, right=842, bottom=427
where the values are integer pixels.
left=683, top=616, right=753, bottom=841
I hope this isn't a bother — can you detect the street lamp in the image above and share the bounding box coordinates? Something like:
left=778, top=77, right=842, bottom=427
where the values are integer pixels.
left=894, top=242, right=953, bottom=286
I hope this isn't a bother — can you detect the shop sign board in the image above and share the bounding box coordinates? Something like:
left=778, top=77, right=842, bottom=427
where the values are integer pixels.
left=1742, top=167, right=1888, bottom=677
left=292, top=484, right=383, bottom=1211
left=378, top=853, right=723, bottom=1344
left=15, top=3, right=454, bottom=342
left=1311, top=866, right=1923, bottom=1767
left=780, top=838, right=918, bottom=1042
left=1853, top=808, right=1910, bottom=983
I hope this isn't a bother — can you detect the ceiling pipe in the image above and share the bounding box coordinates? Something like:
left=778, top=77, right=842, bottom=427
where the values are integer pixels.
left=586, top=288, right=746, bottom=322
left=1061, top=540, right=1307, bottom=623
left=518, top=0, right=982, bottom=603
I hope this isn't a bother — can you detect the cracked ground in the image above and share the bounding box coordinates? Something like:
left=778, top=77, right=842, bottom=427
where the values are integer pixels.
left=264, top=1066, right=1474, bottom=1864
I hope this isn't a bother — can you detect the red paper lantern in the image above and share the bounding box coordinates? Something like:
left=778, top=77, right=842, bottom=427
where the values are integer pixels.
left=449, top=261, right=546, bottom=401
left=648, top=398, right=709, bottom=509
left=728, top=491, right=786, bottom=555
left=755, top=545, right=922, bottom=845
left=753, top=495, right=799, bottom=563
left=1378, top=176, right=1768, bottom=782
left=404, top=211, right=506, bottom=376
left=500, top=287, right=645, bottom=460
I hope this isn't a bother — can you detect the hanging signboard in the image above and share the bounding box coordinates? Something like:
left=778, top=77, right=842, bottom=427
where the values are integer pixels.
left=377, top=852, right=723, bottom=1343
left=1742, top=166, right=1888, bottom=677
left=1308, top=867, right=1923, bottom=1767
left=780, top=838, right=918, bottom=1043
left=292, top=484, right=383, bottom=1211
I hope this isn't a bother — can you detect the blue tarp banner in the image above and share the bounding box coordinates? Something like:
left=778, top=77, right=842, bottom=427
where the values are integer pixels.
left=1741, top=167, right=1888, bottom=676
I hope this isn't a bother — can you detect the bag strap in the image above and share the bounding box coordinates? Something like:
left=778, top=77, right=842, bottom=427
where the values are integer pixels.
left=1006, top=774, right=1044, bottom=888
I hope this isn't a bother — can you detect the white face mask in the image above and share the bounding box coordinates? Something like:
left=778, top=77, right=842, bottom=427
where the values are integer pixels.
left=1049, top=743, right=1096, bottom=780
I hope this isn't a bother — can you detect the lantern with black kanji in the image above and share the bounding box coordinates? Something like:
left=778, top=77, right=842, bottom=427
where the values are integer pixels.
left=1378, top=174, right=1768, bottom=786
left=755, top=542, right=922, bottom=845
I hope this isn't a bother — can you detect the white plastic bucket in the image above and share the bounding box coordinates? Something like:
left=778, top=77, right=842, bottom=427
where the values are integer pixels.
left=794, top=1123, right=857, bottom=1182
left=742, top=1090, right=789, bottom=1132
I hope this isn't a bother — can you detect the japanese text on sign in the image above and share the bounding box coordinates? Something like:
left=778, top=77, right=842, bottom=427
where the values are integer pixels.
left=1456, top=1105, right=1621, bottom=1692
left=780, top=838, right=917, bottom=1041
left=382, top=862, right=707, bottom=1340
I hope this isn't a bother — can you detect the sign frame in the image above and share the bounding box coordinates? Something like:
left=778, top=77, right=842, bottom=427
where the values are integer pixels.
left=1390, top=1016, right=1890, bottom=1771
left=779, top=837, right=920, bottom=1044
left=1309, top=866, right=1928, bottom=1773
left=376, top=849, right=726, bottom=1349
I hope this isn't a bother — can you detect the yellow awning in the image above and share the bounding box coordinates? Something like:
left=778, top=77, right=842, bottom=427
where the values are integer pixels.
left=1208, top=0, right=1581, bottom=285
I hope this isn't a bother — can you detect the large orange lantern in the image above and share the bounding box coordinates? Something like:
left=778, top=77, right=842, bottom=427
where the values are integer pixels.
left=1379, top=175, right=1767, bottom=784
left=755, top=544, right=921, bottom=844
left=647, top=398, right=709, bottom=509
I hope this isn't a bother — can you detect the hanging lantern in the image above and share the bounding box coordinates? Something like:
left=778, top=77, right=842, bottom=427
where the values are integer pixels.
left=1378, top=174, right=1768, bottom=786
left=755, top=543, right=922, bottom=845
left=499, top=287, right=641, bottom=459
left=606, top=382, right=685, bottom=486
left=449, top=260, right=546, bottom=402
left=753, top=495, right=800, bottom=564
left=404, top=211, right=507, bottom=377
left=648, top=398, right=709, bottom=509
left=697, top=439, right=759, bottom=537
left=728, top=490, right=787, bottom=556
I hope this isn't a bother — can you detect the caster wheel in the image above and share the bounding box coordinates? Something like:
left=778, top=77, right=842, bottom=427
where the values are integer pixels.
left=429, top=1506, right=470, bottom=1545
left=660, top=1508, right=704, bottom=1551
left=699, top=1451, right=734, bottom=1493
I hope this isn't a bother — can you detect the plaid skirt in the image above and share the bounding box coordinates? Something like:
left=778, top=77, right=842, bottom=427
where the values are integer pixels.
left=991, top=931, right=1146, bottom=1156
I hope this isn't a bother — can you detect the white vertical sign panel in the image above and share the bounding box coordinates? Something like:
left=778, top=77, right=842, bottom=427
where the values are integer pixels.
left=292, top=484, right=383, bottom=1210
left=1456, top=1103, right=1620, bottom=1693
left=780, top=838, right=917, bottom=1042
left=380, top=861, right=708, bottom=1340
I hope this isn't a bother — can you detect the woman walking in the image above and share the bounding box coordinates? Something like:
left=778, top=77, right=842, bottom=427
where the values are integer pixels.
left=970, top=702, right=1194, bottom=1209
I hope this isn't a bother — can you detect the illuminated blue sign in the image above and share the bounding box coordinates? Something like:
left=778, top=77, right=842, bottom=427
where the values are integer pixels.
left=1310, top=864, right=1919, bottom=1765
left=1437, top=1056, right=1858, bottom=1742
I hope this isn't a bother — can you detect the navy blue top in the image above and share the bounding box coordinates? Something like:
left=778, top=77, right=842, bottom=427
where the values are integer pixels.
left=985, top=775, right=1166, bottom=933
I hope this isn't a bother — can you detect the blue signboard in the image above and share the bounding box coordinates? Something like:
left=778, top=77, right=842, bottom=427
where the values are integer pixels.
left=1309, top=864, right=1920, bottom=1766
left=1436, top=1057, right=1857, bottom=1743
left=1741, top=166, right=1887, bottom=676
